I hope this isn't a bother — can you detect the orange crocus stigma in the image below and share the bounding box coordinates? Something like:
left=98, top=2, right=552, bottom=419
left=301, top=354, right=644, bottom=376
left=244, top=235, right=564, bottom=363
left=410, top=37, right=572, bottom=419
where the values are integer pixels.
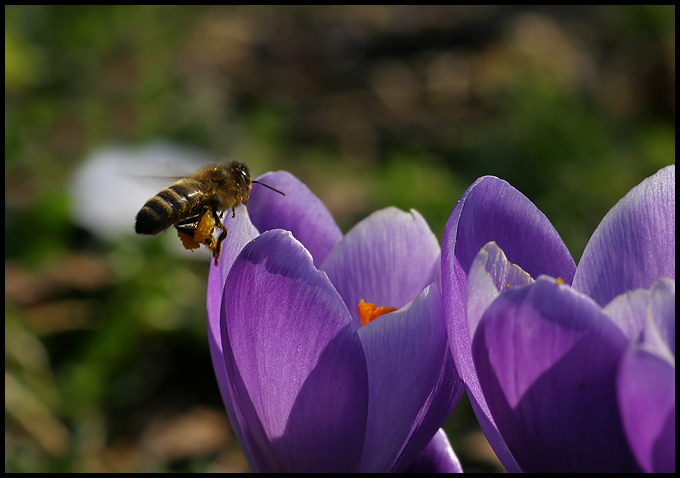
left=358, top=299, right=398, bottom=326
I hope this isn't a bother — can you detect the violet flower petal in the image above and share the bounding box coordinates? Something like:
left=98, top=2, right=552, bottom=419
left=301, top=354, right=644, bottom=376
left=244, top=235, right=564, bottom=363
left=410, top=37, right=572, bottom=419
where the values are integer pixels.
left=614, top=279, right=675, bottom=473
left=357, top=285, right=464, bottom=472
left=441, top=176, right=576, bottom=472
left=466, top=241, right=534, bottom=340
left=206, top=205, right=259, bottom=468
left=321, top=207, right=440, bottom=328
left=472, top=276, right=641, bottom=472
left=220, top=229, right=369, bottom=472
left=247, top=171, right=343, bottom=267
left=603, top=277, right=675, bottom=347
left=207, top=206, right=259, bottom=357
left=405, top=428, right=463, bottom=473
left=618, top=344, right=675, bottom=473
left=573, top=165, right=675, bottom=306
left=463, top=242, right=532, bottom=472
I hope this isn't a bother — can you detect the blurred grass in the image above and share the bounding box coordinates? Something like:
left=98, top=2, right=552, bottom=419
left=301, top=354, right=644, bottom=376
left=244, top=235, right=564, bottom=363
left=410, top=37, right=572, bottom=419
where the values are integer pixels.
left=5, top=5, right=675, bottom=472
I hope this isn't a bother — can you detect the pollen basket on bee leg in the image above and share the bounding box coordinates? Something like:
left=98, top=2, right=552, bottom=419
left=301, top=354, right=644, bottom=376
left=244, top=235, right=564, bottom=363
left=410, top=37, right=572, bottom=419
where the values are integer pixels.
left=177, top=229, right=202, bottom=251
left=194, top=210, right=217, bottom=245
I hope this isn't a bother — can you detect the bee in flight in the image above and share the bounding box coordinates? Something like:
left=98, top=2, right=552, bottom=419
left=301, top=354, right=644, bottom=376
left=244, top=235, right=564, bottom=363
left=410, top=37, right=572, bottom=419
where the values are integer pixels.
left=135, top=161, right=284, bottom=265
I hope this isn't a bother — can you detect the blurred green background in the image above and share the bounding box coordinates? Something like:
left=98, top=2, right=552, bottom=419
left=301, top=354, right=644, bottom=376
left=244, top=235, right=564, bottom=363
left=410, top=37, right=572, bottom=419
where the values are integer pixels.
left=5, top=5, right=674, bottom=473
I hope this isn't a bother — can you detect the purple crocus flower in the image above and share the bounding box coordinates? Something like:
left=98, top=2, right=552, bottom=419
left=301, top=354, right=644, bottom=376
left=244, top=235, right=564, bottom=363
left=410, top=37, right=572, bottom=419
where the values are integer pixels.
left=441, top=165, right=675, bottom=472
left=206, top=171, right=465, bottom=473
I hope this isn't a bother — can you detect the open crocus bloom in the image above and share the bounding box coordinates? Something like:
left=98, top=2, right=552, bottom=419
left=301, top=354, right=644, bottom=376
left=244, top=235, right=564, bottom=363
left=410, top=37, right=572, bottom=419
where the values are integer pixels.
left=207, top=171, right=464, bottom=473
left=442, top=165, right=675, bottom=472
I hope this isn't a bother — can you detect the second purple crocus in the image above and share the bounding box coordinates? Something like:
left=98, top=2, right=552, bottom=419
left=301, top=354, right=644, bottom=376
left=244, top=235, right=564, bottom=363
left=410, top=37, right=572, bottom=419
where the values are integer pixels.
left=441, top=165, right=675, bottom=472
left=206, top=171, right=465, bottom=472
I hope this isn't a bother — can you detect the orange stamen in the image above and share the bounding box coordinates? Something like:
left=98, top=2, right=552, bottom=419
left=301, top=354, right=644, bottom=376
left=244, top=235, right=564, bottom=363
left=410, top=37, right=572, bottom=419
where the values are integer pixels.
left=358, top=299, right=398, bottom=326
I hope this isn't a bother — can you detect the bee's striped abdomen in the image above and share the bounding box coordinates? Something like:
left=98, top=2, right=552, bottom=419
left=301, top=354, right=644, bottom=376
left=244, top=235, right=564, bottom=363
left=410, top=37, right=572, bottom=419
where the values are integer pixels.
left=134, top=182, right=198, bottom=235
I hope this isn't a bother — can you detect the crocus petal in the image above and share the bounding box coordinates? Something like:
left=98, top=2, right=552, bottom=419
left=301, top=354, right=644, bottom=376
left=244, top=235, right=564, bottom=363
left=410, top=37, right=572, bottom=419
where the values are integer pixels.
left=206, top=205, right=260, bottom=468
left=573, top=165, right=675, bottom=306
left=357, top=285, right=464, bottom=472
left=441, top=176, right=575, bottom=472
left=405, top=428, right=463, bottom=473
left=321, top=207, right=440, bottom=328
left=472, top=276, right=641, bottom=472
left=207, top=205, right=259, bottom=358
left=466, top=241, right=534, bottom=340
left=246, top=171, right=343, bottom=267
left=618, top=345, right=675, bottom=473
left=220, top=229, right=369, bottom=472
left=460, top=242, right=535, bottom=471
left=603, top=277, right=675, bottom=348
left=614, top=279, right=675, bottom=473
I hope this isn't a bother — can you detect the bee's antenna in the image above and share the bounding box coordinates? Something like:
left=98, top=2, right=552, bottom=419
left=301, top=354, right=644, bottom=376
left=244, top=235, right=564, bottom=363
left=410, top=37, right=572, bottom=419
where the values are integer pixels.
left=253, top=180, right=286, bottom=196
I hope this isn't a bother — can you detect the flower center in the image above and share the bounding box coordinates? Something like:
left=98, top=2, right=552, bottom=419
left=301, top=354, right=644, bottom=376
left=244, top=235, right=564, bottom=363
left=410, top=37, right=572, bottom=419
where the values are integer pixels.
left=357, top=299, right=398, bottom=326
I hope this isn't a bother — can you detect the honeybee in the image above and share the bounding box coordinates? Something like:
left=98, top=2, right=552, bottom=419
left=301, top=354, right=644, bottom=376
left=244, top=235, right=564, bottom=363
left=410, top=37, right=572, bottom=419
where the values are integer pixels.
left=135, top=161, right=284, bottom=265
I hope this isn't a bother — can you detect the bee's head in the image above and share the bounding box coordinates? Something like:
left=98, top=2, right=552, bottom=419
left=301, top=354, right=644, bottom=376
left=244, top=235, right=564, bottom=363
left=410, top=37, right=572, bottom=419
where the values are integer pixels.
left=229, top=161, right=252, bottom=191
left=202, top=161, right=253, bottom=211
left=201, top=161, right=251, bottom=190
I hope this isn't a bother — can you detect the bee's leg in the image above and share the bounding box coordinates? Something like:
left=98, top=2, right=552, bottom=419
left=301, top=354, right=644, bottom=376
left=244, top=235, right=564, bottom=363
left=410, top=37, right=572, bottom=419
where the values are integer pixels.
left=231, top=207, right=237, bottom=219
left=175, top=213, right=201, bottom=232
left=213, top=229, right=228, bottom=266
left=212, top=208, right=225, bottom=231
left=211, top=209, right=228, bottom=266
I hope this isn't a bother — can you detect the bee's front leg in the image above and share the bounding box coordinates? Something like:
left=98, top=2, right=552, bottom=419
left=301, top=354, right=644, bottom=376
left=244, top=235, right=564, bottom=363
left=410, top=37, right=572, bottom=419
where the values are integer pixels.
left=213, top=229, right=228, bottom=266
left=212, top=209, right=228, bottom=266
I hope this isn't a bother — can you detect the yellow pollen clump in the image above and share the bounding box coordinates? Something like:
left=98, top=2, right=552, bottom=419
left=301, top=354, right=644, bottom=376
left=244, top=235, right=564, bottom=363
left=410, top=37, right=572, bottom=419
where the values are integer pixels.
left=358, top=299, right=398, bottom=326
left=177, top=210, right=217, bottom=252
left=194, top=211, right=217, bottom=246
left=555, top=277, right=565, bottom=285
left=177, top=229, right=201, bottom=250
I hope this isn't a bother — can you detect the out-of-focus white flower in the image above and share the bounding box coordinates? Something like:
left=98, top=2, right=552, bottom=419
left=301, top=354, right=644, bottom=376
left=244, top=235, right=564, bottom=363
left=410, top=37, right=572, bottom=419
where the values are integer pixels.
left=70, top=142, right=215, bottom=258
